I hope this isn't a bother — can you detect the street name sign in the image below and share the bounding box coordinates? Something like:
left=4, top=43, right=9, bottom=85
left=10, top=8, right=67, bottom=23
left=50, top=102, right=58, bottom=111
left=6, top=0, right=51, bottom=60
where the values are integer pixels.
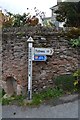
left=33, top=48, right=54, bottom=55
left=33, top=55, right=47, bottom=61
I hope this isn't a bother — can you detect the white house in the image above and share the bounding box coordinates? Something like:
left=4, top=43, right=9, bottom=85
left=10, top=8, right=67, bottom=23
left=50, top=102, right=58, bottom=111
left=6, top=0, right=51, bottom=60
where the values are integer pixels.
left=43, top=0, right=64, bottom=28
left=43, top=0, right=79, bottom=28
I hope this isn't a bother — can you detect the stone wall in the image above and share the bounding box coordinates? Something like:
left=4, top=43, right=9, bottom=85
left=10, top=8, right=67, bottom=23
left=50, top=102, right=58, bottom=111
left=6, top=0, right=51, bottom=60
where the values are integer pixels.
left=1, top=26, right=78, bottom=95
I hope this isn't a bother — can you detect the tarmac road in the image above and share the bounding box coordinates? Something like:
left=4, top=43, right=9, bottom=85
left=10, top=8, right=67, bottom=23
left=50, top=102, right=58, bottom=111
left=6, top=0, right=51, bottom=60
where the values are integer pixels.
left=2, top=100, right=79, bottom=118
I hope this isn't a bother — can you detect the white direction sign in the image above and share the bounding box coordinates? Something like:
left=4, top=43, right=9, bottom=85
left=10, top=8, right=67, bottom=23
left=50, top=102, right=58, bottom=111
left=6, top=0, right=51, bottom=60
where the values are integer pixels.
left=33, top=48, right=54, bottom=55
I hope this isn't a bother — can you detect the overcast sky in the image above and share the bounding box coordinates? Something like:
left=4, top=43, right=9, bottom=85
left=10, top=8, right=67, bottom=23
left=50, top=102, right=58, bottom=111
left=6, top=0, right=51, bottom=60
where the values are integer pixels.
left=0, top=0, right=57, bottom=17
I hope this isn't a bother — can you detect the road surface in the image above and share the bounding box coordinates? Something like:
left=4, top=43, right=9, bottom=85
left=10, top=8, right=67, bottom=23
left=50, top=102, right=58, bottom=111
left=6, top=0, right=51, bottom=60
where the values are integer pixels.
left=2, top=100, right=79, bottom=118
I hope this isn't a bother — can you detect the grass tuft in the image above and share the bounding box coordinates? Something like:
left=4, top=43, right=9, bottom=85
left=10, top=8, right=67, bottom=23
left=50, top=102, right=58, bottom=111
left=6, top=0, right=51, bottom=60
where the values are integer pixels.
left=2, top=87, right=63, bottom=106
left=31, top=87, right=63, bottom=105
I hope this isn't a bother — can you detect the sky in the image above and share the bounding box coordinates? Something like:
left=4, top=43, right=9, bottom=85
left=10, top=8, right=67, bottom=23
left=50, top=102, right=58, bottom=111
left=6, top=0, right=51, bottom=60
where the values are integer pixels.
left=0, top=0, right=57, bottom=17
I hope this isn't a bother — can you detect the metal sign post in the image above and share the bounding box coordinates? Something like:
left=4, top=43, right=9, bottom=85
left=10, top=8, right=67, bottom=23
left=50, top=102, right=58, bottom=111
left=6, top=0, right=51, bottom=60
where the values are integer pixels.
left=27, top=37, right=53, bottom=101
left=27, top=37, right=34, bottom=100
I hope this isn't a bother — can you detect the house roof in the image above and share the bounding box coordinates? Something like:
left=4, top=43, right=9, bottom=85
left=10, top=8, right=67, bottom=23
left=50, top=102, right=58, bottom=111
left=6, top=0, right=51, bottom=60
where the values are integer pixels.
left=64, top=0, right=79, bottom=2
left=50, top=0, right=62, bottom=10
left=50, top=5, right=58, bottom=10
left=50, top=0, right=80, bottom=10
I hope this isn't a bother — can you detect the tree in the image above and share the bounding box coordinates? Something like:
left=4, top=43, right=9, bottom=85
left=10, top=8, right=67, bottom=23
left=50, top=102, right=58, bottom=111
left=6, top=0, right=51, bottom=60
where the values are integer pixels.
left=1, top=7, right=45, bottom=27
left=55, top=1, right=80, bottom=27
left=0, top=10, right=14, bottom=27
left=13, top=13, right=30, bottom=27
left=26, top=16, right=39, bottom=26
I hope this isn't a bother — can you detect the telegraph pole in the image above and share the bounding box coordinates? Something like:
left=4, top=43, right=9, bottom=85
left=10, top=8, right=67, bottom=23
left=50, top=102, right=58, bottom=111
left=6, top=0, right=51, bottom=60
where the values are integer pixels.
left=27, top=37, right=34, bottom=100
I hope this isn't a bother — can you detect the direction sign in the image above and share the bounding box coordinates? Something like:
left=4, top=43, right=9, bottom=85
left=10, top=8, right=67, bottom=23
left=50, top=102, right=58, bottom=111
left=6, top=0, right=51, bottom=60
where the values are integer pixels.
left=33, top=48, right=54, bottom=55
left=33, top=55, right=47, bottom=61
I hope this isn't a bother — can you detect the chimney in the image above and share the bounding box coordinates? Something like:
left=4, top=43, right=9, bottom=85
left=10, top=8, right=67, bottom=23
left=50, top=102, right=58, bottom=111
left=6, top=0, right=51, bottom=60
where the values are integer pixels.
left=57, top=0, right=62, bottom=5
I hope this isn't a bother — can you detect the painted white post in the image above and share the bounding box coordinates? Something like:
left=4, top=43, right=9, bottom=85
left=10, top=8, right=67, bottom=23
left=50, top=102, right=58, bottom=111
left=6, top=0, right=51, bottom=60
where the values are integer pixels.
left=27, top=37, right=34, bottom=100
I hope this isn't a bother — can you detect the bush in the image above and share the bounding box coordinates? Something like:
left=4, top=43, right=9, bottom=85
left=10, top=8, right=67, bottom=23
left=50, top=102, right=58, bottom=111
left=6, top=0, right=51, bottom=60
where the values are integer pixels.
left=73, top=69, right=80, bottom=92
left=31, top=87, right=63, bottom=105
left=53, top=74, right=75, bottom=93
left=70, top=38, right=80, bottom=47
left=66, top=28, right=80, bottom=38
left=73, top=69, right=80, bottom=78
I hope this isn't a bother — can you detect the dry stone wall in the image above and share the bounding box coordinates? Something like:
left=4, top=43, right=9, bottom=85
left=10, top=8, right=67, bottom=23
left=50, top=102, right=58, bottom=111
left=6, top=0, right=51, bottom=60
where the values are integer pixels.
left=1, top=26, right=78, bottom=95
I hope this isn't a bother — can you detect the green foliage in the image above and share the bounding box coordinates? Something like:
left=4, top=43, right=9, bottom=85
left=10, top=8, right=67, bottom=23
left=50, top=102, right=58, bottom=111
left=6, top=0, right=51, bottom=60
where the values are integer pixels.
left=13, top=13, right=27, bottom=27
left=31, top=88, right=63, bottom=105
left=43, top=20, right=55, bottom=28
left=2, top=89, right=6, bottom=96
left=1, top=7, right=45, bottom=27
left=66, top=28, right=80, bottom=39
left=73, top=69, right=80, bottom=77
left=55, top=2, right=80, bottom=27
left=2, top=88, right=63, bottom=106
left=53, top=74, right=76, bottom=93
left=2, top=95, right=25, bottom=105
left=73, top=69, right=80, bottom=92
left=0, top=88, right=6, bottom=103
left=70, top=38, right=80, bottom=47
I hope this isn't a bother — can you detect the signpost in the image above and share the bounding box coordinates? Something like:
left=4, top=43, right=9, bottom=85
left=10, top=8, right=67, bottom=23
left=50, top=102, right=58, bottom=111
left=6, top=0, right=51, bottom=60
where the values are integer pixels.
left=27, top=37, right=34, bottom=100
left=27, top=37, right=53, bottom=100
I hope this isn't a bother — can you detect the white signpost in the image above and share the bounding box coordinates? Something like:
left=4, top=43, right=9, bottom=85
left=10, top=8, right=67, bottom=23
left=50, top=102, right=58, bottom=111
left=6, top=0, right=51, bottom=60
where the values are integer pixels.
left=27, top=37, right=53, bottom=100
left=27, top=37, right=34, bottom=100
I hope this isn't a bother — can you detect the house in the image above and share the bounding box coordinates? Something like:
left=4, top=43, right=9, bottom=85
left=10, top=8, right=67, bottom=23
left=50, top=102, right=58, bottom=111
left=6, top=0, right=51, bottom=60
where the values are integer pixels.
left=43, top=0, right=64, bottom=29
left=50, top=0, right=66, bottom=29
left=42, top=5, right=60, bottom=28
left=43, top=0, right=80, bottom=28
left=50, top=5, right=60, bottom=29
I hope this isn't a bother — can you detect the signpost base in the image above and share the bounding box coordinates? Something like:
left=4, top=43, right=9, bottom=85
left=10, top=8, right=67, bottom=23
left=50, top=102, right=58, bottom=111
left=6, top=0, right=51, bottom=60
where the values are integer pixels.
left=24, top=99, right=32, bottom=105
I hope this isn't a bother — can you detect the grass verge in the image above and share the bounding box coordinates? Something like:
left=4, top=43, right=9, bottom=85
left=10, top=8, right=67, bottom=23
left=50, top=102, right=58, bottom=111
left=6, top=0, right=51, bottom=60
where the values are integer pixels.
left=30, top=87, right=63, bottom=106
left=2, top=95, right=26, bottom=105
left=2, top=87, right=63, bottom=106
